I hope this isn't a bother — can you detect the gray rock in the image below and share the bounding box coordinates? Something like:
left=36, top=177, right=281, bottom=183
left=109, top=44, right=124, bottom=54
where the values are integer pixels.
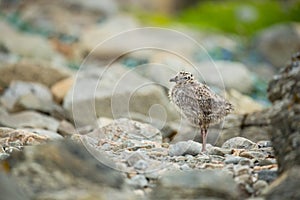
left=0, top=172, right=30, bottom=200
left=89, top=118, right=162, bottom=144
left=240, top=150, right=266, bottom=159
left=0, top=111, right=60, bottom=131
left=1, top=81, right=54, bottom=112
left=256, top=140, right=272, bottom=148
left=0, top=153, right=10, bottom=160
left=253, top=180, right=268, bottom=196
left=133, top=159, right=148, bottom=170
left=0, top=128, right=48, bottom=147
left=0, top=59, right=71, bottom=88
left=57, top=120, right=77, bottom=137
left=267, top=52, right=300, bottom=174
left=23, top=129, right=63, bottom=140
left=264, top=166, right=300, bottom=200
left=224, top=155, right=242, bottom=165
left=238, top=158, right=252, bottom=166
left=196, top=61, right=254, bottom=93
left=216, top=110, right=271, bottom=147
left=257, top=170, right=277, bottom=183
left=234, top=165, right=251, bottom=176
left=19, top=0, right=117, bottom=39
left=209, top=146, right=232, bottom=156
left=127, top=175, right=148, bottom=189
left=151, top=170, right=239, bottom=199
left=5, top=140, right=128, bottom=199
left=0, top=21, right=62, bottom=61
left=63, top=0, right=117, bottom=15
left=255, top=23, right=300, bottom=68
left=64, top=64, right=179, bottom=127
left=169, top=140, right=207, bottom=156
left=79, top=20, right=199, bottom=61
left=222, top=137, right=256, bottom=150
left=180, top=163, right=191, bottom=171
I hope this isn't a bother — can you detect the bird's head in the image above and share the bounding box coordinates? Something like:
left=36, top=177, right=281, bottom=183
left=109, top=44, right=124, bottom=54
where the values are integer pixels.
left=170, top=71, right=194, bottom=84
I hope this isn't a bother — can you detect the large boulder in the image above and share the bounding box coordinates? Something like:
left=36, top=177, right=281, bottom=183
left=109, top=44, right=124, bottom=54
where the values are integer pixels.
left=2, top=140, right=137, bottom=200
left=0, top=21, right=62, bottom=61
left=0, top=59, right=72, bottom=88
left=255, top=23, right=300, bottom=68
left=79, top=19, right=201, bottom=61
left=63, top=64, right=179, bottom=127
left=195, top=61, right=254, bottom=93
left=2, top=0, right=117, bottom=38
left=267, top=52, right=300, bottom=174
left=264, top=166, right=300, bottom=200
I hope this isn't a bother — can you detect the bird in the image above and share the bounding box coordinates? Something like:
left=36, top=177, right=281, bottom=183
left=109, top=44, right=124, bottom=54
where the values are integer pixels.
left=169, top=71, right=233, bottom=152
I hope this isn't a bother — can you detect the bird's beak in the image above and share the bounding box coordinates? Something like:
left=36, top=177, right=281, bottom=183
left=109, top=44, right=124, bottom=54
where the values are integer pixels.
left=169, top=78, right=176, bottom=82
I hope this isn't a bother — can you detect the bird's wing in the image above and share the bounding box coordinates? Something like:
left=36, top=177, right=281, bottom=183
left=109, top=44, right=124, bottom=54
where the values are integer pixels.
left=192, top=84, right=229, bottom=115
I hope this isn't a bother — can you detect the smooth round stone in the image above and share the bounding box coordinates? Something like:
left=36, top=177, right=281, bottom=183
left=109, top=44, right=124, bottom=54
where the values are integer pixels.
left=128, top=175, right=148, bottom=189
left=222, top=137, right=256, bottom=150
left=253, top=180, right=268, bottom=194
left=134, top=159, right=149, bottom=170
left=180, top=164, right=191, bottom=171
left=234, top=165, right=251, bottom=176
left=175, top=156, right=186, bottom=162
left=238, top=157, right=252, bottom=166
left=209, top=146, right=232, bottom=156
left=210, top=155, right=225, bottom=162
left=169, top=140, right=202, bottom=156
left=234, top=174, right=252, bottom=184
left=225, top=155, right=242, bottom=164
left=0, top=153, right=10, bottom=160
left=257, top=159, right=276, bottom=166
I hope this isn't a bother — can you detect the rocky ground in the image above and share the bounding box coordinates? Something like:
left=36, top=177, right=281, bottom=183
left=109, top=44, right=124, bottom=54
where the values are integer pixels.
left=1, top=1, right=300, bottom=200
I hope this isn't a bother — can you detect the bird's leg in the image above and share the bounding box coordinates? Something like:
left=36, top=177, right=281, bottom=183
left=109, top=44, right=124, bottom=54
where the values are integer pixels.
left=201, top=128, right=208, bottom=152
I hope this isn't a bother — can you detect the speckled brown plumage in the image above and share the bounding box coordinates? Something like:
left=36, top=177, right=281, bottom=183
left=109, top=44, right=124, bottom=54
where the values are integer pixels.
left=169, top=71, right=233, bottom=152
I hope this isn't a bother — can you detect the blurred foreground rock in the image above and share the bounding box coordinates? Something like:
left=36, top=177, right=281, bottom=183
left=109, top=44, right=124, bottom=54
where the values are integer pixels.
left=150, top=170, right=239, bottom=200
left=267, top=52, right=300, bottom=174
left=2, top=140, right=135, bottom=200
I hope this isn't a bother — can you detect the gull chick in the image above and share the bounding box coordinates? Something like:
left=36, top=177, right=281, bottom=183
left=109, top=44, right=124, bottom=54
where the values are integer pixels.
left=169, top=71, right=233, bottom=152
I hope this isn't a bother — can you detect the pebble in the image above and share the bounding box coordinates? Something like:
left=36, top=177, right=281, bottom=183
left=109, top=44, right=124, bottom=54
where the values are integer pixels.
left=169, top=140, right=202, bottom=156
left=126, top=152, right=147, bottom=166
left=180, top=164, right=191, bottom=171
left=225, top=155, right=242, bottom=164
left=209, top=146, right=232, bottom=156
left=253, top=180, right=268, bottom=195
left=0, top=153, right=10, bottom=160
left=238, top=157, right=252, bottom=166
left=222, top=137, right=256, bottom=149
left=234, top=165, right=251, bottom=176
left=134, top=159, right=148, bottom=170
left=128, top=175, right=148, bottom=189
left=257, top=170, right=278, bottom=183
left=256, top=140, right=272, bottom=148
left=240, top=151, right=266, bottom=159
